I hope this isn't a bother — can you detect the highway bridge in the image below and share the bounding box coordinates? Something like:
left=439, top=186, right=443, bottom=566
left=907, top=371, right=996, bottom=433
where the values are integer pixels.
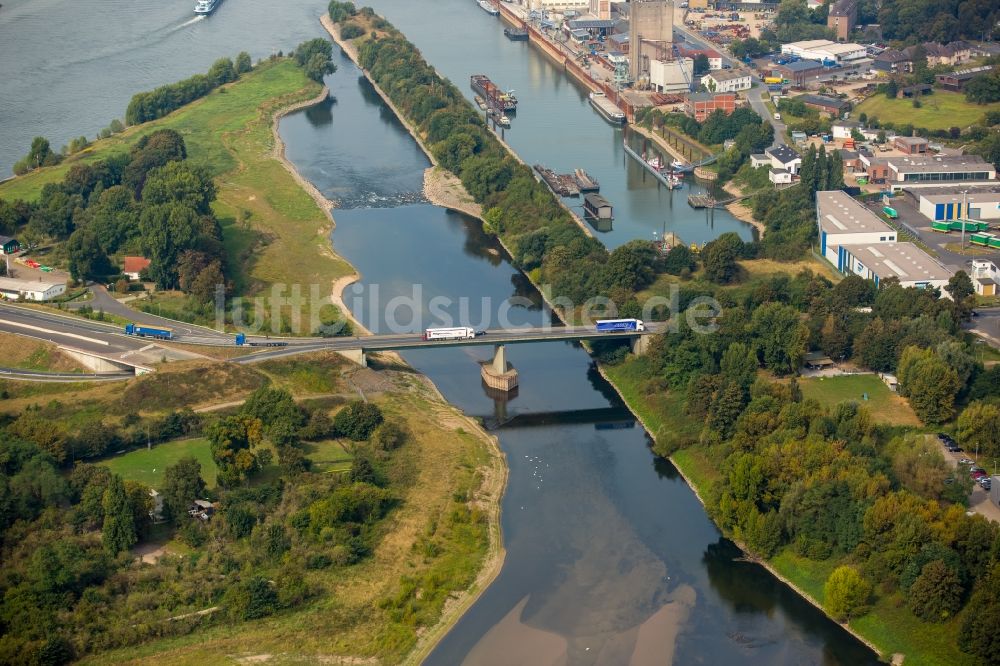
left=0, top=303, right=658, bottom=378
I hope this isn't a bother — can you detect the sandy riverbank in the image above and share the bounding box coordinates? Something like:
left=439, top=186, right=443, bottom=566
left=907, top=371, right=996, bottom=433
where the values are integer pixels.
left=423, top=166, right=483, bottom=219
left=720, top=180, right=767, bottom=237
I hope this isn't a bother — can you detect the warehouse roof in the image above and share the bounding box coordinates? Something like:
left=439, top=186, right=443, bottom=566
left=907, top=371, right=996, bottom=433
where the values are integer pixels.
left=816, top=190, right=894, bottom=234
left=839, top=242, right=953, bottom=282
left=887, top=154, right=994, bottom=174
left=777, top=60, right=825, bottom=72
left=0, top=276, right=65, bottom=292
left=796, top=94, right=849, bottom=110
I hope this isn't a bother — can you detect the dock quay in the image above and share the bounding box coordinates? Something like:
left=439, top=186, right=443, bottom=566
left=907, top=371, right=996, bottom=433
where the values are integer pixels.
left=688, top=194, right=715, bottom=209
left=574, top=169, right=599, bottom=192
left=534, top=165, right=579, bottom=197
left=622, top=141, right=682, bottom=190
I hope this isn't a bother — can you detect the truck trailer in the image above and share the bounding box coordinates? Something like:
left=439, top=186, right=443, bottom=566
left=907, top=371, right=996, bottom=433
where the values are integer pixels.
left=595, top=318, right=645, bottom=332
left=422, top=327, right=477, bottom=341
left=124, top=323, right=173, bottom=340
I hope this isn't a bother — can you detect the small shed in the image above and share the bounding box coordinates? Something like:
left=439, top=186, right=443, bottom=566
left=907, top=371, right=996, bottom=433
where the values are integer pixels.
left=0, top=236, right=20, bottom=255
left=879, top=372, right=898, bottom=392
left=803, top=351, right=835, bottom=368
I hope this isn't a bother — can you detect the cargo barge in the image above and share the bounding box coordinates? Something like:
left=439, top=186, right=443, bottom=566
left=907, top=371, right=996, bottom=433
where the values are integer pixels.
left=471, top=74, right=517, bottom=112
left=589, top=91, right=626, bottom=125
left=478, top=0, right=500, bottom=16
left=504, top=27, right=529, bottom=40
left=534, top=165, right=579, bottom=197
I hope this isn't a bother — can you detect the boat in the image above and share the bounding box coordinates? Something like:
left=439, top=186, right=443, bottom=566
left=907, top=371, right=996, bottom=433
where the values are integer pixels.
left=533, top=165, right=578, bottom=197
left=588, top=91, right=626, bottom=125
left=497, top=114, right=511, bottom=127
left=643, top=153, right=665, bottom=171
left=671, top=160, right=688, bottom=170
left=574, top=168, right=600, bottom=192
left=194, top=0, right=219, bottom=15
left=667, top=174, right=683, bottom=189
left=474, top=95, right=487, bottom=110
left=478, top=0, right=500, bottom=16
left=504, top=27, right=529, bottom=40
left=471, top=74, right=517, bottom=112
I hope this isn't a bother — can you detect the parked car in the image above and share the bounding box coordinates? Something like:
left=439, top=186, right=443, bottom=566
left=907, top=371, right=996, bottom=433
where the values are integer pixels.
left=971, top=470, right=987, bottom=481
left=959, top=458, right=975, bottom=465
left=980, top=478, right=992, bottom=491
left=937, top=433, right=955, bottom=443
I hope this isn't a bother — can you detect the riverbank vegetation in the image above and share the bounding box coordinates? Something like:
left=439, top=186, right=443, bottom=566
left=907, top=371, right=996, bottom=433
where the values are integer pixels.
left=0, top=50, right=355, bottom=332
left=0, top=353, right=499, bottom=663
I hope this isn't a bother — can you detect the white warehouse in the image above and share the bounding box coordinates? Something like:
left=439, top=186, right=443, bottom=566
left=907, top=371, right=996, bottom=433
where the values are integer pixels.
left=0, top=277, right=67, bottom=301
left=781, top=39, right=867, bottom=64
left=836, top=242, right=953, bottom=292
left=816, top=190, right=896, bottom=265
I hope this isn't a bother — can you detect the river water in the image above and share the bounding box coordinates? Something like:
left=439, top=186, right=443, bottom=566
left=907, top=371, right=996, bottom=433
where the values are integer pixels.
left=3, top=0, right=877, bottom=662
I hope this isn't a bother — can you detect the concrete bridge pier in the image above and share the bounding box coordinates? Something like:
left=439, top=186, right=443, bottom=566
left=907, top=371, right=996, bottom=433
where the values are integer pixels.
left=480, top=344, right=518, bottom=392
left=631, top=334, right=651, bottom=356
left=337, top=348, right=367, bottom=367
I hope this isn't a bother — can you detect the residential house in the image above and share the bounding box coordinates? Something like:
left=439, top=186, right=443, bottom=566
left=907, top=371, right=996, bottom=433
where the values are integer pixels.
left=970, top=259, right=999, bottom=296
left=769, top=168, right=793, bottom=184
left=831, top=119, right=861, bottom=140
left=700, top=69, right=752, bottom=93
left=122, top=256, right=151, bottom=281
left=765, top=144, right=802, bottom=174
left=750, top=153, right=771, bottom=169
left=827, top=0, right=857, bottom=42
left=872, top=48, right=911, bottom=73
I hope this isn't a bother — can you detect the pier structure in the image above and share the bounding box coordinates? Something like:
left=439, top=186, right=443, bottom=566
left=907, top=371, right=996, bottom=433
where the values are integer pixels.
left=480, top=344, right=519, bottom=392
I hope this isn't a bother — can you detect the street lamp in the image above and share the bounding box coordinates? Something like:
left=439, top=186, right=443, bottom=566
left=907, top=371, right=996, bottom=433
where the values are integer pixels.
left=961, top=190, right=968, bottom=250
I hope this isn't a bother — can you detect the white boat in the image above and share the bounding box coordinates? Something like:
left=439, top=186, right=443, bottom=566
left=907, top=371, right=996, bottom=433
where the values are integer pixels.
left=478, top=0, right=500, bottom=16
left=194, top=0, right=219, bottom=15
left=671, top=160, right=688, bottom=170
left=643, top=154, right=664, bottom=170
left=498, top=115, right=510, bottom=127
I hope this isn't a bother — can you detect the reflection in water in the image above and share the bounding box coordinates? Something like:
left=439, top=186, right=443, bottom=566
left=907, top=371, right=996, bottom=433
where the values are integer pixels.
left=276, top=7, right=879, bottom=661
left=303, top=95, right=335, bottom=126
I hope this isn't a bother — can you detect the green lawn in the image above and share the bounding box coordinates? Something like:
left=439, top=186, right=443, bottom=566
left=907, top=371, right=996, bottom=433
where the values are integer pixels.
left=854, top=90, right=1000, bottom=130
left=798, top=373, right=921, bottom=426
left=0, top=59, right=354, bottom=302
left=303, top=438, right=353, bottom=473
left=102, top=437, right=218, bottom=489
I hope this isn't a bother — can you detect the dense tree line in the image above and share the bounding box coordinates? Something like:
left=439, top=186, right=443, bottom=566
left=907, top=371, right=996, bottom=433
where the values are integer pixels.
left=125, top=53, right=253, bottom=125
left=630, top=253, right=1000, bottom=659
left=0, top=129, right=227, bottom=296
left=0, top=384, right=417, bottom=661
left=857, top=0, right=999, bottom=43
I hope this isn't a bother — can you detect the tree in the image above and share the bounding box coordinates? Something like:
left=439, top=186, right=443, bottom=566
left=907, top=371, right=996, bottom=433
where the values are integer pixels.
left=823, top=565, right=871, bottom=621
left=141, top=161, right=216, bottom=214
left=161, top=457, right=205, bottom=524
left=909, top=559, right=963, bottom=621
left=701, top=232, right=743, bottom=284
left=662, top=244, right=696, bottom=275
left=945, top=270, right=975, bottom=302
left=693, top=53, right=710, bottom=75
left=897, top=346, right=961, bottom=424
left=960, top=563, right=1000, bottom=660
left=605, top=240, right=656, bottom=291
left=750, top=303, right=808, bottom=375
left=207, top=414, right=264, bottom=486
left=102, top=475, right=137, bottom=555
left=720, top=342, right=757, bottom=393
left=138, top=203, right=202, bottom=288
left=333, top=401, right=384, bottom=441
left=295, top=38, right=336, bottom=82
left=235, top=51, right=253, bottom=75
left=956, top=402, right=1000, bottom=458
left=885, top=78, right=898, bottom=100
left=224, top=575, right=278, bottom=620
left=65, top=227, right=112, bottom=282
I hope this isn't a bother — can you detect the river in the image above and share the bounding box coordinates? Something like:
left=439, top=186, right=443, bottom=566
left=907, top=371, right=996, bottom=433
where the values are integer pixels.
left=2, top=0, right=877, bottom=662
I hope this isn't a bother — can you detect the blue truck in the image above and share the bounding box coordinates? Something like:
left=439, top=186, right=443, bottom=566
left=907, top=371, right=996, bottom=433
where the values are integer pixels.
left=124, top=323, right=173, bottom=340
left=595, top=318, right=645, bottom=332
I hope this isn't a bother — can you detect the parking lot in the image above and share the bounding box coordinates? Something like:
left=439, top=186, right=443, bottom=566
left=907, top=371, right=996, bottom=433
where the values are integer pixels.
left=936, top=434, right=1000, bottom=524
left=862, top=194, right=1000, bottom=272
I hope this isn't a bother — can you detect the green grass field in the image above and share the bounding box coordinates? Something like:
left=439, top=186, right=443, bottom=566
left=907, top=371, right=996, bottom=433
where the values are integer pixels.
left=799, top=373, right=921, bottom=426
left=303, top=438, right=353, bottom=473
left=0, top=59, right=353, bottom=298
left=854, top=90, right=1000, bottom=130
left=102, top=437, right=218, bottom=489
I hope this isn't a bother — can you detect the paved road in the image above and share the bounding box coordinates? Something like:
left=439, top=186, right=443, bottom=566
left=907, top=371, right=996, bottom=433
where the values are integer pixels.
left=672, top=22, right=786, bottom=145
left=0, top=302, right=155, bottom=354
left=970, top=307, right=1000, bottom=349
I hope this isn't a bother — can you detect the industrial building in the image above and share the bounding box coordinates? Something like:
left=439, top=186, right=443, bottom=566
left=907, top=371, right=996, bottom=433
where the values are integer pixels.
left=0, top=235, right=20, bottom=255
left=795, top=94, right=850, bottom=117
left=884, top=154, right=997, bottom=188
left=893, top=136, right=928, bottom=155
left=936, top=65, right=995, bottom=92
left=780, top=39, right=867, bottom=64
left=649, top=57, right=693, bottom=93
left=700, top=68, right=751, bottom=92
left=684, top=91, right=736, bottom=121
left=0, top=277, right=67, bottom=301
left=816, top=190, right=897, bottom=264
left=912, top=187, right=1000, bottom=221
left=835, top=242, right=953, bottom=291
left=628, top=0, right=673, bottom=81
left=771, top=59, right=826, bottom=85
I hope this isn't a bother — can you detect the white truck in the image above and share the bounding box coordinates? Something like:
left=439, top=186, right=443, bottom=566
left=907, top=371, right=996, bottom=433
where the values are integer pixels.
left=422, top=327, right=477, bottom=341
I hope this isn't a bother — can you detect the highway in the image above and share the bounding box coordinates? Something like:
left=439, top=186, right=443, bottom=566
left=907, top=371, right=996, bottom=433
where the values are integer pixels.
left=2, top=302, right=658, bottom=367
